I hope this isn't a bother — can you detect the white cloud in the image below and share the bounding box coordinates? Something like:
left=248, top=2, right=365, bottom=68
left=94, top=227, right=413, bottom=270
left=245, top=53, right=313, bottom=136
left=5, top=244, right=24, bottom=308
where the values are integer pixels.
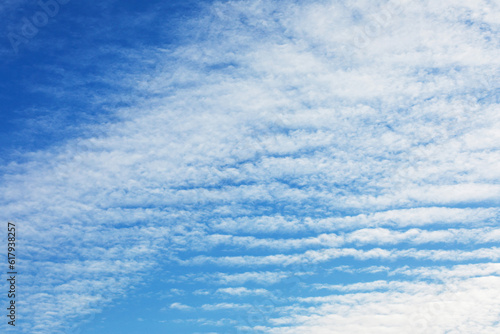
left=216, top=287, right=270, bottom=297
left=0, top=0, right=498, bottom=332
left=170, top=302, right=193, bottom=311
left=265, top=275, right=500, bottom=334
left=195, top=271, right=292, bottom=286
left=201, top=303, right=252, bottom=311
left=186, top=247, right=500, bottom=267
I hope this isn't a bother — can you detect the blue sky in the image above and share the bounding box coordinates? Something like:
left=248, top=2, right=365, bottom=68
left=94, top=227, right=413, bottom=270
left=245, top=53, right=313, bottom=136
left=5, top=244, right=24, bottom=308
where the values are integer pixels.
left=1, top=0, right=499, bottom=333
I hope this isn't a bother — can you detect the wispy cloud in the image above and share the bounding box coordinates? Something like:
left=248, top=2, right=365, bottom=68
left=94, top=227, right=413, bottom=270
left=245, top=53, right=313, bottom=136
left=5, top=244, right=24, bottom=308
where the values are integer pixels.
left=0, top=0, right=498, bottom=332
